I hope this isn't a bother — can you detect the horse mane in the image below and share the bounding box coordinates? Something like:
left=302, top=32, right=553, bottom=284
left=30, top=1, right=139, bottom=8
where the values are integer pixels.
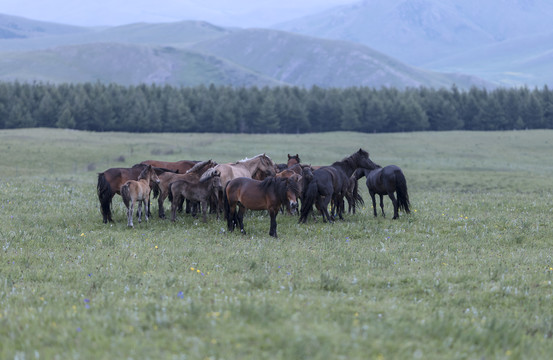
left=137, top=165, right=150, bottom=180
left=332, top=148, right=373, bottom=171
left=199, top=167, right=217, bottom=182
left=239, top=153, right=274, bottom=165
left=260, top=176, right=300, bottom=204
left=186, top=159, right=216, bottom=174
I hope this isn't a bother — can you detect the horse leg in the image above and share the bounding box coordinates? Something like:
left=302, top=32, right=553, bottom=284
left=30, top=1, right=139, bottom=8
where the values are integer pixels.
left=170, top=195, right=179, bottom=222
left=269, top=210, right=278, bottom=238
left=136, top=200, right=144, bottom=224
left=201, top=200, right=208, bottom=223
left=238, top=205, right=246, bottom=235
left=336, top=195, right=346, bottom=220
left=380, top=194, right=386, bottom=218
left=158, top=193, right=166, bottom=219
left=144, top=198, right=150, bottom=222
left=227, top=203, right=235, bottom=232
left=128, top=201, right=134, bottom=228
left=370, top=191, right=378, bottom=217
left=320, top=195, right=333, bottom=223
left=388, top=192, right=399, bottom=219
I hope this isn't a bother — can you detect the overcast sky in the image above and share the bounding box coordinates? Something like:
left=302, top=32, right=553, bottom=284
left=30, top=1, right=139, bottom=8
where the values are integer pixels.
left=2, top=0, right=358, bottom=27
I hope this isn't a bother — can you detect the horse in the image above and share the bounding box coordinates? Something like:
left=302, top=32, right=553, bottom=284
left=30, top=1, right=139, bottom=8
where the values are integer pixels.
left=358, top=165, right=411, bottom=219
left=201, top=154, right=278, bottom=216
left=140, top=159, right=199, bottom=174
left=299, top=149, right=378, bottom=223
left=154, top=160, right=218, bottom=218
left=97, top=163, right=175, bottom=223
left=276, top=154, right=301, bottom=172
left=120, top=165, right=160, bottom=227
left=168, top=170, right=222, bottom=223
left=224, top=177, right=300, bottom=238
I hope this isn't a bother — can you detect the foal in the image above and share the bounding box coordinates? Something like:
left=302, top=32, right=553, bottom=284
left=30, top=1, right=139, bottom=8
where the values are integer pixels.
left=121, top=165, right=160, bottom=227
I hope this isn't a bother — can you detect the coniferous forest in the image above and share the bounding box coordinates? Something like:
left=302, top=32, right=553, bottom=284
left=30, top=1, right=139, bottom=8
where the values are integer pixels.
left=1, top=82, right=552, bottom=133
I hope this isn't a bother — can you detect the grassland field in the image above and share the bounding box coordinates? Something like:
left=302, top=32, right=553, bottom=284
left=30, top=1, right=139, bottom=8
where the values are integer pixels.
left=1, top=128, right=552, bottom=359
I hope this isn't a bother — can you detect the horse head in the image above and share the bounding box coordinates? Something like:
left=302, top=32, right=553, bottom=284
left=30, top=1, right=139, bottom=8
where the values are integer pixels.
left=285, top=177, right=300, bottom=214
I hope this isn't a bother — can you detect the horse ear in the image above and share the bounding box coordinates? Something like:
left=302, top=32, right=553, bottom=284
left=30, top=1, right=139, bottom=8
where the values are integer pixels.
left=288, top=154, right=291, bottom=159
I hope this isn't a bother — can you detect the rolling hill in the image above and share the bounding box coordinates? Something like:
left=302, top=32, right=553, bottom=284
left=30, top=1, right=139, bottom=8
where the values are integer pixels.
left=0, top=12, right=492, bottom=88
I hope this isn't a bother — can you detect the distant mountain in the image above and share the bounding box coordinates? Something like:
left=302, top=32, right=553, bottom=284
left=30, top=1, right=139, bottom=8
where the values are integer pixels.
left=0, top=42, right=282, bottom=87
left=274, top=0, right=553, bottom=87
left=0, top=13, right=91, bottom=39
left=191, top=28, right=490, bottom=88
left=0, top=12, right=491, bottom=89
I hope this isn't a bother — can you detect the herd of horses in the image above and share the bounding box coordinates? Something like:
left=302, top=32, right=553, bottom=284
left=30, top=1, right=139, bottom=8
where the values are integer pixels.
left=96, top=149, right=411, bottom=237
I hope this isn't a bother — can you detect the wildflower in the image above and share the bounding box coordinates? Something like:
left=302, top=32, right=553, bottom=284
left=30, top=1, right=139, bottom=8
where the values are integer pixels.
left=155, top=245, right=158, bottom=249
left=76, top=327, right=82, bottom=332
left=177, top=291, right=184, bottom=299
left=80, top=233, right=85, bottom=237
left=190, top=267, right=195, bottom=271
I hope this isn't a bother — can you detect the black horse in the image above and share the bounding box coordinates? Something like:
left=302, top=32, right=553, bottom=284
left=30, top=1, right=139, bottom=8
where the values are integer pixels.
left=299, top=149, right=378, bottom=223
left=354, top=165, right=411, bottom=219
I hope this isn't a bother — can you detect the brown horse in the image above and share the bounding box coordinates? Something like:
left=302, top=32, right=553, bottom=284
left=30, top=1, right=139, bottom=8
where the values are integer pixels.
left=201, top=154, right=277, bottom=215
left=154, top=160, right=218, bottom=218
left=97, top=164, right=174, bottom=223
left=168, top=170, right=222, bottom=223
left=224, top=177, right=300, bottom=238
left=120, top=165, right=160, bottom=227
left=140, top=159, right=199, bottom=174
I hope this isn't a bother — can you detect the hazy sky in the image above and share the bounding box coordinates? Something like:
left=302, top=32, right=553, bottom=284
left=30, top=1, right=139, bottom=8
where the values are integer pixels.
left=2, top=0, right=358, bottom=27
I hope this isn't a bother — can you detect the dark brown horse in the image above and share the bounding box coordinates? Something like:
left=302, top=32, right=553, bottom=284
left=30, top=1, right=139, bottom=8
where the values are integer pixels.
left=224, top=177, right=300, bottom=238
left=120, top=165, right=160, bottom=227
left=168, top=170, right=222, bottom=223
left=299, top=149, right=378, bottom=223
left=97, top=164, right=174, bottom=223
left=140, top=159, right=199, bottom=174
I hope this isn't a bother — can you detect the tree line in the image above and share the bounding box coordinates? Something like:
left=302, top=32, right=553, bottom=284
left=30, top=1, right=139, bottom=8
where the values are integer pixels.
left=1, top=81, right=552, bottom=133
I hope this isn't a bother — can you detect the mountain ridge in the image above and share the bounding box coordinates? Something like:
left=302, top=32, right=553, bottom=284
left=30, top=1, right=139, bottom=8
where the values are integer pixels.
left=0, top=12, right=493, bottom=89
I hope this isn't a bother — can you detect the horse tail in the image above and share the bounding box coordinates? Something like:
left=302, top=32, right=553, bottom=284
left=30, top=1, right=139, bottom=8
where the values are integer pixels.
left=351, top=179, right=364, bottom=208
left=299, top=178, right=318, bottom=223
left=97, top=172, right=114, bottom=223
left=167, top=182, right=174, bottom=203
left=223, top=182, right=231, bottom=223
left=395, top=170, right=411, bottom=214
left=152, top=181, right=160, bottom=199
left=121, top=183, right=131, bottom=209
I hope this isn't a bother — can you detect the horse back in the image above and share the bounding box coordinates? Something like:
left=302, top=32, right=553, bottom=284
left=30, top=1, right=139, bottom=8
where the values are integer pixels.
left=226, top=177, right=273, bottom=210
left=100, top=167, right=143, bottom=194
left=141, top=160, right=198, bottom=173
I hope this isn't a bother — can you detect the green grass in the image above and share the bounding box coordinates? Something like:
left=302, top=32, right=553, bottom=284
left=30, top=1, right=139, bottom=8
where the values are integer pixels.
left=1, top=128, right=553, bottom=359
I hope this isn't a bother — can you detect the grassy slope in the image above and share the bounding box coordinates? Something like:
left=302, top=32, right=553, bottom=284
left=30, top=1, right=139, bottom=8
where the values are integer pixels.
left=191, top=28, right=490, bottom=89
left=0, top=43, right=282, bottom=86
left=1, top=129, right=553, bottom=359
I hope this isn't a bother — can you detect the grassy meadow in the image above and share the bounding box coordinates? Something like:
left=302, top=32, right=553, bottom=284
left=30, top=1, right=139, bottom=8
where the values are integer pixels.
left=1, top=128, right=552, bottom=359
